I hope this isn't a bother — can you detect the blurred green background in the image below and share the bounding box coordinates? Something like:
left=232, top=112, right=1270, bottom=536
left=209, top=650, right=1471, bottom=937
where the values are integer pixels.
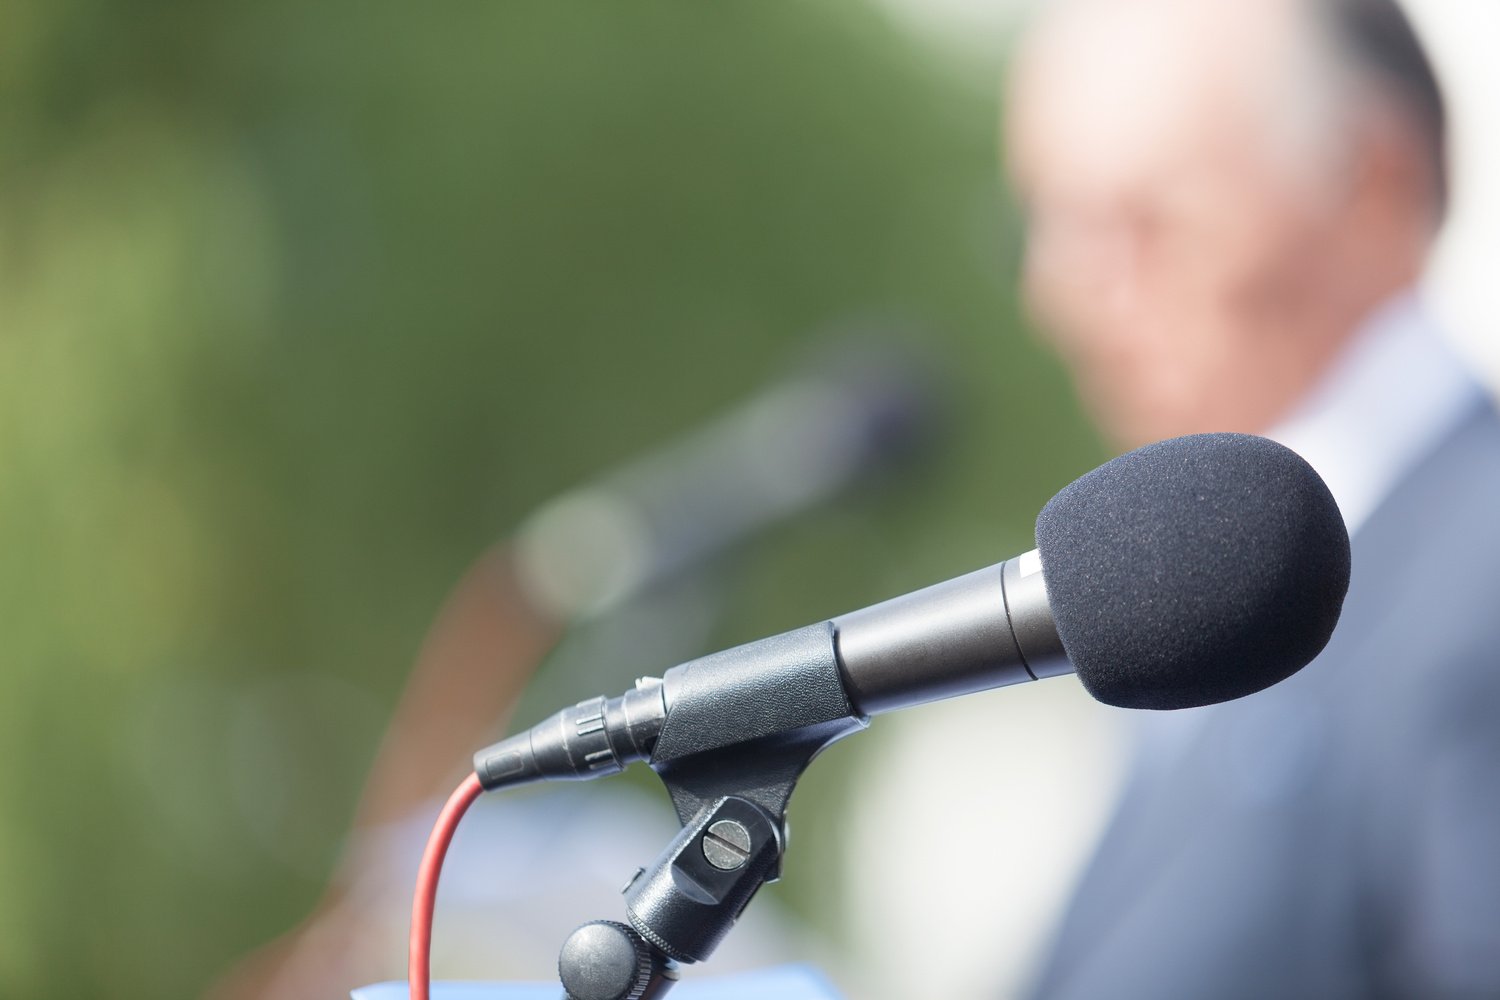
left=0, top=0, right=1102, bottom=996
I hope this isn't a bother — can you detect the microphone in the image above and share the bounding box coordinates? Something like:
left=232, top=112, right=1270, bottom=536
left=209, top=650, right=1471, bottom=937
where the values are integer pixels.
left=474, top=432, right=1351, bottom=791
left=512, top=331, right=939, bottom=622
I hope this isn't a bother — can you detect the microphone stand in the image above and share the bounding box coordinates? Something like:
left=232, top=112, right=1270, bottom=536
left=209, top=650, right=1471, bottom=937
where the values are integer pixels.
left=557, top=796, right=785, bottom=1000
left=554, top=627, right=866, bottom=1000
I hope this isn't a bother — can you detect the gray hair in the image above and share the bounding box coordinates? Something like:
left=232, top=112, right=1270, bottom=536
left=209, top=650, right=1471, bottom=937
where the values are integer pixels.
left=1309, top=0, right=1448, bottom=220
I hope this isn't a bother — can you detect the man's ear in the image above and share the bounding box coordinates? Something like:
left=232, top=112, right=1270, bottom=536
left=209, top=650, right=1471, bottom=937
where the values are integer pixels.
left=1336, top=109, right=1435, bottom=286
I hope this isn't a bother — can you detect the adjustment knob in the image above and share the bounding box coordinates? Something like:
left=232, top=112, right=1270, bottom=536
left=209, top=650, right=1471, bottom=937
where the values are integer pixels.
left=558, top=920, right=654, bottom=1000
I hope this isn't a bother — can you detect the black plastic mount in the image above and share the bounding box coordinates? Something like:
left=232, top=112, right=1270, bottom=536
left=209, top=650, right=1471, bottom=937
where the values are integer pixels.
left=557, top=622, right=866, bottom=999
left=623, top=795, right=783, bottom=964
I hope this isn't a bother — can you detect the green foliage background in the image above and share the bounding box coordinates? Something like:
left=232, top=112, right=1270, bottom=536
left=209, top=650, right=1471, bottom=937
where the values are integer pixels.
left=0, top=1, right=1101, bottom=995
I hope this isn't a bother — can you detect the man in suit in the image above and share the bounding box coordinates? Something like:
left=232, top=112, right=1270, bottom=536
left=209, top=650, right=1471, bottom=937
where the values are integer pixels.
left=1006, top=0, right=1500, bottom=996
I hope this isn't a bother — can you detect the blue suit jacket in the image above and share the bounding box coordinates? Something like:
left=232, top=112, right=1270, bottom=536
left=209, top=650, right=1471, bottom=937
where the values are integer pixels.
left=1031, top=400, right=1500, bottom=1000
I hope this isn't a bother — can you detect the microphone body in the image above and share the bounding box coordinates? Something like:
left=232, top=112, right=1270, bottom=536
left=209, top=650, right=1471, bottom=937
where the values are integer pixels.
left=472, top=550, right=1067, bottom=791
left=475, top=432, right=1351, bottom=791
left=835, top=552, right=1070, bottom=715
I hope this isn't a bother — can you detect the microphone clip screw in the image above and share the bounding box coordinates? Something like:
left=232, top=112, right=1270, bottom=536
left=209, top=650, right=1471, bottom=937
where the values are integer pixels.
left=701, top=820, right=752, bottom=871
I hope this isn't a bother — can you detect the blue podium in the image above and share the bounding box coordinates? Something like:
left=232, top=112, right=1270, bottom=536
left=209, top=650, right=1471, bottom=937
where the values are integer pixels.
left=352, top=966, right=843, bottom=999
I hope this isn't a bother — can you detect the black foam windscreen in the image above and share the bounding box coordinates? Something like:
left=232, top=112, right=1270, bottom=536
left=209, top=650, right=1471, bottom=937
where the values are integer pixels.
left=1035, top=433, right=1351, bottom=710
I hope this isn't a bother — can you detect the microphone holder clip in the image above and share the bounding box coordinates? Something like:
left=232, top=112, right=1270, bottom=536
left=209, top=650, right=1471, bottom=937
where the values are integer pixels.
left=559, top=623, right=867, bottom=998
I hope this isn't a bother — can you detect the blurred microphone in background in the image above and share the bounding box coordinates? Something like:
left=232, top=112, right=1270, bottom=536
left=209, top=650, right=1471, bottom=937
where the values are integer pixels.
left=210, top=325, right=940, bottom=999
left=511, top=332, right=938, bottom=626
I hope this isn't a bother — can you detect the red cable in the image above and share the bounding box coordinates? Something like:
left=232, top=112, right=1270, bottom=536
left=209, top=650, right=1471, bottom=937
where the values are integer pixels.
left=409, top=772, right=484, bottom=1000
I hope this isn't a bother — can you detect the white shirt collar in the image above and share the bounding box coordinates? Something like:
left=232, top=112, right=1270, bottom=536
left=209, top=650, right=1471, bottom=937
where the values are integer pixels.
left=1134, top=291, right=1484, bottom=753
left=1266, top=291, right=1483, bottom=537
